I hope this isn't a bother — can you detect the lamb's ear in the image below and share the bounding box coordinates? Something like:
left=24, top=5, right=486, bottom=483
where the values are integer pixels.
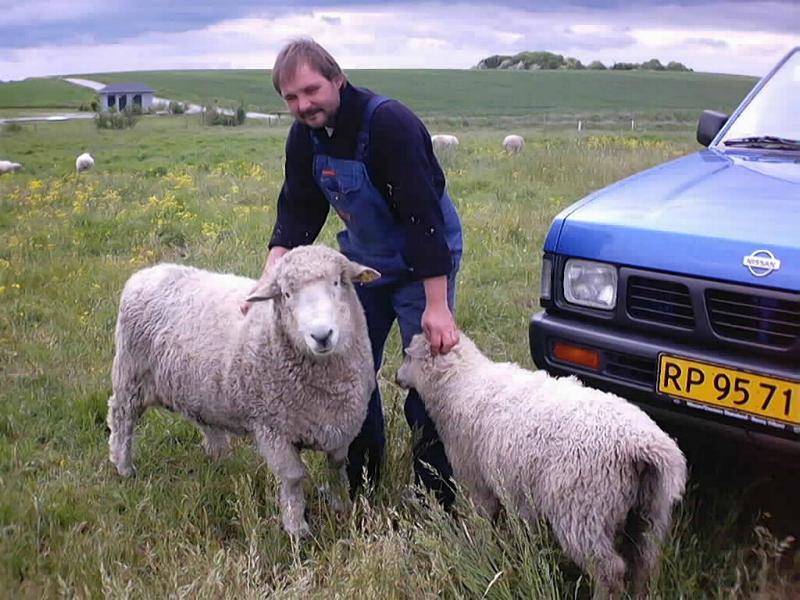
left=405, top=333, right=430, bottom=359
left=246, top=276, right=281, bottom=303
left=345, top=261, right=381, bottom=284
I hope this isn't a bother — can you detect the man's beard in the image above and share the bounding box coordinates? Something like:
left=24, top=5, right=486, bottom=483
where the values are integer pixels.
left=300, top=108, right=327, bottom=128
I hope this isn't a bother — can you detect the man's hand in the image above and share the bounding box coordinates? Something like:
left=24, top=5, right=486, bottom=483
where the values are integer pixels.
left=421, top=304, right=459, bottom=355
left=421, top=275, right=459, bottom=355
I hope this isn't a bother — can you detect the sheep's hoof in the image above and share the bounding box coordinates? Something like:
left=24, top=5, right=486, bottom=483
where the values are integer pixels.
left=201, top=441, right=231, bottom=461
left=114, top=463, right=137, bottom=478
left=286, top=521, right=311, bottom=539
left=318, top=484, right=351, bottom=514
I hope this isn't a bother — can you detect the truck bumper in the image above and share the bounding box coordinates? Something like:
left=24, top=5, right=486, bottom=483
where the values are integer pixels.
left=529, top=310, right=800, bottom=456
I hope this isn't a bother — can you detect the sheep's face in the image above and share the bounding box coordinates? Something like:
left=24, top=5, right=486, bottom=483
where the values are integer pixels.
left=397, top=332, right=469, bottom=392
left=247, top=245, right=379, bottom=357
left=396, top=333, right=433, bottom=390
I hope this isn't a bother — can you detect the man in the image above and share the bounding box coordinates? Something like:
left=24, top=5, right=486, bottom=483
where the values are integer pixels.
left=243, top=39, right=463, bottom=506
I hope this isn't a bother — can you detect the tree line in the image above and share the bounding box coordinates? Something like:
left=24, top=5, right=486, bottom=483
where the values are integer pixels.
left=474, top=51, right=691, bottom=72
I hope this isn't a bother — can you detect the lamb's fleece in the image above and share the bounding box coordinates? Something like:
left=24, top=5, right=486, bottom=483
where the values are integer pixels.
left=107, top=245, right=379, bottom=537
left=397, top=332, right=687, bottom=598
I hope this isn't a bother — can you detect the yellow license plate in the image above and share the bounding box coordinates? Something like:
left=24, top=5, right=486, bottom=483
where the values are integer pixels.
left=657, top=355, right=800, bottom=426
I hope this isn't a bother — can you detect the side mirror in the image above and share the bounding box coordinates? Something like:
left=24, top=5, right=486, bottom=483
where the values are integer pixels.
left=696, top=110, right=729, bottom=147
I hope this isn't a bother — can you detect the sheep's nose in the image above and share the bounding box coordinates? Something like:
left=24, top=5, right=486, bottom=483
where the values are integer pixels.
left=311, top=329, right=333, bottom=346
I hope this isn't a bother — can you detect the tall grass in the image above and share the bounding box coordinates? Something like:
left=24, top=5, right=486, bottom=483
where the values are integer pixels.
left=0, top=116, right=795, bottom=597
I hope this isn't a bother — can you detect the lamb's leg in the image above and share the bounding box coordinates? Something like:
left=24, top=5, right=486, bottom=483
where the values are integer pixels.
left=624, top=499, right=672, bottom=598
left=254, top=429, right=310, bottom=538
left=323, top=446, right=351, bottom=513
left=552, top=515, right=626, bottom=599
left=471, top=481, right=500, bottom=519
left=107, top=390, right=143, bottom=478
left=199, top=425, right=231, bottom=460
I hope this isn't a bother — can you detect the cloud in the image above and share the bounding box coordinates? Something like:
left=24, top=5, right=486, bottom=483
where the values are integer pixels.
left=0, top=1, right=797, bottom=80
left=685, top=37, right=729, bottom=49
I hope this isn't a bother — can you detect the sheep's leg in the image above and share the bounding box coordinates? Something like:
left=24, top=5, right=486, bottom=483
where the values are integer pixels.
left=107, top=391, right=144, bottom=478
left=624, top=501, right=672, bottom=598
left=199, top=425, right=231, bottom=460
left=552, top=516, right=626, bottom=599
left=322, top=446, right=351, bottom=514
left=471, top=481, right=500, bottom=520
left=254, top=430, right=310, bottom=538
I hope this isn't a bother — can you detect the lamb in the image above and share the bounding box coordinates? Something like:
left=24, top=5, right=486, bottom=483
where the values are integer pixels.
left=75, top=152, right=94, bottom=174
left=396, top=333, right=687, bottom=598
left=107, top=245, right=380, bottom=537
left=502, top=134, right=524, bottom=154
left=0, top=160, right=23, bottom=174
left=431, top=134, right=459, bottom=152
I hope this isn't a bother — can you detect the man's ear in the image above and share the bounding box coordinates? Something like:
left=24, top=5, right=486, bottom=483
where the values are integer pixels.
left=246, top=276, right=281, bottom=303
left=345, top=261, right=381, bottom=284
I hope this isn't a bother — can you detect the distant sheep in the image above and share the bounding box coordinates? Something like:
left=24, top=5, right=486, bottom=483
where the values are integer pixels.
left=502, top=134, right=524, bottom=154
left=431, top=134, right=459, bottom=152
left=397, top=333, right=687, bottom=598
left=107, top=245, right=380, bottom=537
left=76, top=152, right=94, bottom=174
left=0, top=160, right=23, bottom=174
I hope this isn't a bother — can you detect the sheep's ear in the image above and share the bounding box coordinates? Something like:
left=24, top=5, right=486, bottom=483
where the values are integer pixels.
left=405, top=333, right=429, bottom=359
left=246, top=277, right=281, bottom=303
left=345, top=261, right=381, bottom=284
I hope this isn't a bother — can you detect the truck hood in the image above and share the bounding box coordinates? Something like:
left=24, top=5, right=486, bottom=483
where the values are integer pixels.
left=550, top=149, right=800, bottom=290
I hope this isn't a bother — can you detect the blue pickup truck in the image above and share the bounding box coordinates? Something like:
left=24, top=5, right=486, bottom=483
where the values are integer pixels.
left=530, top=47, right=799, bottom=454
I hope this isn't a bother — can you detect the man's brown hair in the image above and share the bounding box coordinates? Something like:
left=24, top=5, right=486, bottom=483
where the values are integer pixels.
left=272, top=39, right=344, bottom=95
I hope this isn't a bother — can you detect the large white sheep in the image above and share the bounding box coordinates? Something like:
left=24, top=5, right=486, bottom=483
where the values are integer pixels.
left=0, top=160, right=23, bottom=174
left=431, top=134, right=459, bottom=152
left=502, top=134, right=524, bottom=154
left=107, top=245, right=380, bottom=537
left=397, top=333, right=687, bottom=598
left=75, top=152, right=94, bottom=174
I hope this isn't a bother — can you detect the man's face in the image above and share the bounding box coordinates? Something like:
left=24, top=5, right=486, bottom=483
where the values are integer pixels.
left=280, top=62, right=344, bottom=129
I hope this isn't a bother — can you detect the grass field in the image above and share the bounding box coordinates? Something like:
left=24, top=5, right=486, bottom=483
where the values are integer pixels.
left=1, top=113, right=797, bottom=598
left=0, top=78, right=95, bottom=110
left=1, top=68, right=757, bottom=119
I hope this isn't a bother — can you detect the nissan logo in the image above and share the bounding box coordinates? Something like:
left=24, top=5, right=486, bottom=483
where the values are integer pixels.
left=742, top=249, right=781, bottom=277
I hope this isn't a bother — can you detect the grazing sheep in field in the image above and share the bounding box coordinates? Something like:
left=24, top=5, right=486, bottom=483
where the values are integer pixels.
left=431, top=134, right=459, bottom=152
left=75, top=152, right=94, bottom=174
left=0, top=160, right=23, bottom=174
left=107, top=245, right=380, bottom=537
left=502, top=134, right=524, bottom=154
left=397, top=333, right=687, bottom=598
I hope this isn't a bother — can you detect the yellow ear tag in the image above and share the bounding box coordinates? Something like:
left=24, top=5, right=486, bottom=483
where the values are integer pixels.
left=355, top=269, right=381, bottom=283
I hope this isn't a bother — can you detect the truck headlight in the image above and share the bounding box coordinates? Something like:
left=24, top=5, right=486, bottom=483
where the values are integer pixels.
left=563, top=259, right=617, bottom=309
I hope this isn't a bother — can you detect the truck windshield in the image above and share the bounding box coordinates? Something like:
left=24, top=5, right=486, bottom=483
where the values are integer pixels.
left=719, top=48, right=800, bottom=147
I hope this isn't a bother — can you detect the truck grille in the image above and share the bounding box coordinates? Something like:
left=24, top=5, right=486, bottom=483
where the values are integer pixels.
left=707, top=289, right=800, bottom=349
left=627, top=276, right=695, bottom=329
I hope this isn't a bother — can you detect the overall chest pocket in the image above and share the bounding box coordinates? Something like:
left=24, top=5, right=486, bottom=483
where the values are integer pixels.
left=319, top=161, right=365, bottom=197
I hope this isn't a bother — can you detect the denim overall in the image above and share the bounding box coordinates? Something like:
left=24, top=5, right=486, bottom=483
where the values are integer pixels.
left=311, top=95, right=463, bottom=504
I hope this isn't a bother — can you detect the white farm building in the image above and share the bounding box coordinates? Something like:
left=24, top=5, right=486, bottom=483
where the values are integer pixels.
left=98, top=83, right=155, bottom=112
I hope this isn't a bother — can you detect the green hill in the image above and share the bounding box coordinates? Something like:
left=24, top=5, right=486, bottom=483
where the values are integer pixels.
left=2, top=69, right=757, bottom=117
left=0, top=78, right=95, bottom=109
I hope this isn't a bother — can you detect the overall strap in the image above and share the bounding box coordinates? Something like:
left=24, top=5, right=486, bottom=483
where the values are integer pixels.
left=355, top=95, right=391, bottom=163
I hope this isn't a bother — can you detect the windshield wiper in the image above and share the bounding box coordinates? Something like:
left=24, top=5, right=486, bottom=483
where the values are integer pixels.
left=722, top=135, right=800, bottom=150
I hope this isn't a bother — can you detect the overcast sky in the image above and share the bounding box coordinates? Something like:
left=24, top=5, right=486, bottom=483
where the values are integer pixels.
left=1, top=1, right=798, bottom=81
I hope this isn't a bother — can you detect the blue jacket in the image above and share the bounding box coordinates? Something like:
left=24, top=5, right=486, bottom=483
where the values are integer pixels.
left=269, top=82, right=458, bottom=279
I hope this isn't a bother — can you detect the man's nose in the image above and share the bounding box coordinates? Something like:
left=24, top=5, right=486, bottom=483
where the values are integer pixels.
left=297, top=96, right=311, bottom=114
